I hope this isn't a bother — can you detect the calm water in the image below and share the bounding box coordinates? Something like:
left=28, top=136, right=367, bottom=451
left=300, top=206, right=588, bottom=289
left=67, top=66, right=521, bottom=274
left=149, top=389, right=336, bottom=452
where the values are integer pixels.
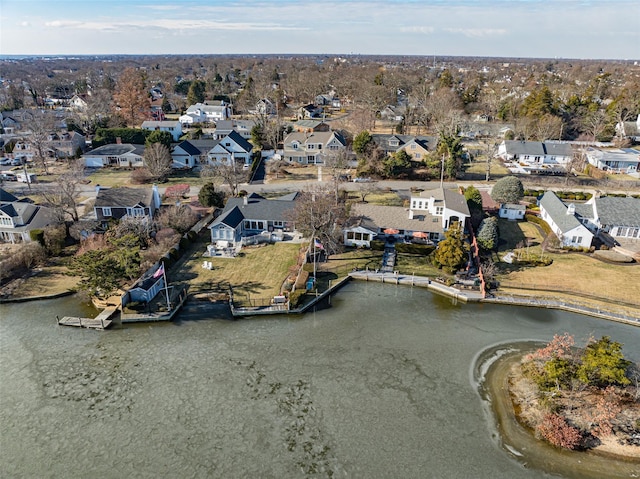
left=1, top=282, right=639, bottom=478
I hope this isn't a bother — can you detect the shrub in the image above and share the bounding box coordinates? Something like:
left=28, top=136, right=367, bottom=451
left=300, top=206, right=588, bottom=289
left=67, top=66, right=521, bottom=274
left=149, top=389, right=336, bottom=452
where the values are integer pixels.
left=525, top=214, right=552, bottom=235
left=536, top=414, right=582, bottom=450
left=476, top=217, right=499, bottom=251
left=29, top=228, right=45, bottom=245
left=370, top=240, right=385, bottom=251
left=131, top=167, right=154, bottom=184
left=395, top=243, right=435, bottom=255
left=288, top=289, right=307, bottom=308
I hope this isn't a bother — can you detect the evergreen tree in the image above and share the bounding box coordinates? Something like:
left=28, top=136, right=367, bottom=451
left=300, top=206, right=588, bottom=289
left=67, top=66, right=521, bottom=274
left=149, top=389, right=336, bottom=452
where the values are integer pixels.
left=490, top=176, right=524, bottom=204
left=476, top=217, right=499, bottom=251
left=434, top=224, right=468, bottom=273
left=577, top=336, right=630, bottom=387
left=464, top=186, right=484, bottom=230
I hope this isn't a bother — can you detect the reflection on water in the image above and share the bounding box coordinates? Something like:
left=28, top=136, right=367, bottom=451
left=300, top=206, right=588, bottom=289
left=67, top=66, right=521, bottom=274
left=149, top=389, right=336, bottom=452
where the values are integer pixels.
left=1, top=283, right=639, bottom=478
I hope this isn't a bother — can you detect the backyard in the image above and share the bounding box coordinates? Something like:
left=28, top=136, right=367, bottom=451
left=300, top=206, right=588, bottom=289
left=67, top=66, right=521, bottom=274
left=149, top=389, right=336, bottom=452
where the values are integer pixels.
left=172, top=234, right=303, bottom=307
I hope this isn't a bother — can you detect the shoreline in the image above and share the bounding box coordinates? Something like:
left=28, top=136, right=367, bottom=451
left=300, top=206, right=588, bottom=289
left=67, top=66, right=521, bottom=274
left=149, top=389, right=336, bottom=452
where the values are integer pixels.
left=479, top=345, right=640, bottom=479
left=2, top=272, right=639, bottom=327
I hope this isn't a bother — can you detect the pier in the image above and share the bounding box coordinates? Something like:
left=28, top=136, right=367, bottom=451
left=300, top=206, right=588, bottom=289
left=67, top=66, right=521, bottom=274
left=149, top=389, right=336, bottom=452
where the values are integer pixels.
left=57, top=306, right=118, bottom=330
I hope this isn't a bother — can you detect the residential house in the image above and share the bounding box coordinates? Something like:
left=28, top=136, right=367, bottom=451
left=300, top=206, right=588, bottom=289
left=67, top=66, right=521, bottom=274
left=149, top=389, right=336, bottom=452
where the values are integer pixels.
left=282, top=131, right=346, bottom=164
left=94, top=185, right=161, bottom=227
left=212, top=119, right=256, bottom=140
left=292, top=120, right=330, bottom=133
left=121, top=262, right=166, bottom=306
left=371, top=134, right=437, bottom=162
left=584, top=148, right=640, bottom=176
left=69, top=94, right=88, bottom=111
left=615, top=114, right=640, bottom=143
left=141, top=120, right=183, bottom=142
left=204, top=131, right=253, bottom=168
left=380, top=105, right=405, bottom=122
left=209, top=192, right=298, bottom=248
left=344, top=186, right=470, bottom=247
left=47, top=131, right=86, bottom=159
left=583, top=195, right=640, bottom=243
left=171, top=140, right=201, bottom=168
left=296, top=104, right=323, bottom=120
left=179, top=101, right=232, bottom=125
left=497, top=140, right=573, bottom=174
left=538, top=191, right=594, bottom=248
left=0, top=188, right=56, bottom=243
left=498, top=203, right=526, bottom=220
left=83, top=143, right=145, bottom=168
left=253, top=98, right=276, bottom=116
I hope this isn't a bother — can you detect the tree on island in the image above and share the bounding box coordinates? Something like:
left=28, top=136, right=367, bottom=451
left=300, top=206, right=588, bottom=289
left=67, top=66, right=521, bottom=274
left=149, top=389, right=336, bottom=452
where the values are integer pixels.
left=490, top=176, right=524, bottom=204
left=518, top=333, right=638, bottom=450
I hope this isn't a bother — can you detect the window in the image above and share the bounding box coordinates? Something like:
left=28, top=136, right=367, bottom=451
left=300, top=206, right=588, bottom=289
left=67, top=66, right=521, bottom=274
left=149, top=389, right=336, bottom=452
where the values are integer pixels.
left=272, top=221, right=284, bottom=228
left=410, top=144, right=416, bottom=150
left=292, top=143, right=299, bottom=150
left=102, top=207, right=112, bottom=217
left=435, top=206, right=443, bottom=215
left=577, top=237, right=582, bottom=243
left=572, top=236, right=577, bottom=243
left=0, top=217, right=12, bottom=226
left=127, top=207, right=145, bottom=217
left=415, top=153, right=421, bottom=159
left=347, top=231, right=355, bottom=240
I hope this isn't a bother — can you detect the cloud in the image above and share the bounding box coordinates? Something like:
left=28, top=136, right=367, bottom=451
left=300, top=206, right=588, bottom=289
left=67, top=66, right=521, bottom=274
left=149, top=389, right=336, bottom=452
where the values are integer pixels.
left=400, top=26, right=435, bottom=34
left=444, top=28, right=507, bottom=38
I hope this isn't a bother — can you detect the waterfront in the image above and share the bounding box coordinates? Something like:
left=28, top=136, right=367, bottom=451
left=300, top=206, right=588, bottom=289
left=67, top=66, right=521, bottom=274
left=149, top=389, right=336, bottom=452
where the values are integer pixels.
left=1, top=282, right=639, bottom=478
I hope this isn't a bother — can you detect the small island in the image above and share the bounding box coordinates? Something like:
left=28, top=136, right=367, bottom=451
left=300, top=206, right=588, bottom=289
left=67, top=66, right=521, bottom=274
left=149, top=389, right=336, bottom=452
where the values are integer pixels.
left=508, top=334, right=640, bottom=458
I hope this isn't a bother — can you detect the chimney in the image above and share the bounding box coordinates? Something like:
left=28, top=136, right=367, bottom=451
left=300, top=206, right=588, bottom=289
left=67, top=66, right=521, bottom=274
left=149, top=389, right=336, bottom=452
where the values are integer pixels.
left=243, top=195, right=248, bottom=206
left=408, top=209, right=414, bottom=219
left=567, top=203, right=575, bottom=215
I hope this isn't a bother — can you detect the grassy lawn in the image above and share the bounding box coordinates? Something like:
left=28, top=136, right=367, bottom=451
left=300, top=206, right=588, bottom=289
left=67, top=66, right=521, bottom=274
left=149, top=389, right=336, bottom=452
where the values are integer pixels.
left=346, top=191, right=405, bottom=206
left=173, top=238, right=303, bottom=307
left=498, top=253, right=640, bottom=308
left=86, top=168, right=208, bottom=188
left=395, top=254, right=445, bottom=278
left=497, top=218, right=545, bottom=253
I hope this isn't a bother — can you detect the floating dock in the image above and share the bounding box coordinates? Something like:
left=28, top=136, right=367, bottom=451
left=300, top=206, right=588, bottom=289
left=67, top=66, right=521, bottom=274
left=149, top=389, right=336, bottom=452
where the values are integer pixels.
left=57, top=306, right=118, bottom=330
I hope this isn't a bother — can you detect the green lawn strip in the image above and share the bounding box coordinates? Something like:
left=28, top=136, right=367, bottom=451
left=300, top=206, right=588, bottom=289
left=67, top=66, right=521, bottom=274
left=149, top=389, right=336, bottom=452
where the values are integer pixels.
left=395, top=253, right=446, bottom=278
left=175, top=239, right=302, bottom=307
left=497, top=252, right=640, bottom=307
left=497, top=218, right=545, bottom=253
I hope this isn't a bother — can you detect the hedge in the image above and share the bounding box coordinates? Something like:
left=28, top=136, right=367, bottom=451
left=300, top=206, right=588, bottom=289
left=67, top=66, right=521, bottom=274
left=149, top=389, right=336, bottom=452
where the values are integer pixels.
left=370, top=240, right=385, bottom=251
left=395, top=243, right=435, bottom=255
left=525, top=214, right=552, bottom=235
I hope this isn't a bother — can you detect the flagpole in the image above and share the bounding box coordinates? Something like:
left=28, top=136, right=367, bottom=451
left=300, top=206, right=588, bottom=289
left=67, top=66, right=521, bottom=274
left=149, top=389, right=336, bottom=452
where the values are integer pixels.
left=162, top=264, right=171, bottom=311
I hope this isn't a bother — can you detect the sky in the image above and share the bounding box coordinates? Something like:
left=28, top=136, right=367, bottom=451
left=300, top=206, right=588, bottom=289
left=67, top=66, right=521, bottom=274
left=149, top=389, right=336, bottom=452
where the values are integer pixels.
left=0, top=0, right=638, bottom=60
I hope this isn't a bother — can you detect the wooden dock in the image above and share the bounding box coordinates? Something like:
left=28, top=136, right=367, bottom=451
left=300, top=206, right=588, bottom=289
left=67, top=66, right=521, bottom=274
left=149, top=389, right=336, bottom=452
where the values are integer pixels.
left=57, top=306, right=118, bottom=330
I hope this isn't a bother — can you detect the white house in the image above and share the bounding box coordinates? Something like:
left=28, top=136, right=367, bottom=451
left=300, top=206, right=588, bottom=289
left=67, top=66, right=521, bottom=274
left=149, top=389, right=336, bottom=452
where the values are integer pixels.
left=179, top=101, right=232, bottom=125
left=498, top=203, right=526, bottom=220
left=0, top=189, right=57, bottom=243
left=282, top=131, right=346, bottom=164
left=344, top=186, right=470, bottom=247
left=497, top=140, right=573, bottom=174
left=83, top=143, right=145, bottom=168
left=171, top=140, right=201, bottom=168
left=584, top=148, right=640, bottom=175
left=583, top=195, right=640, bottom=243
left=204, top=131, right=253, bottom=168
left=539, top=191, right=593, bottom=248
left=141, top=120, right=183, bottom=142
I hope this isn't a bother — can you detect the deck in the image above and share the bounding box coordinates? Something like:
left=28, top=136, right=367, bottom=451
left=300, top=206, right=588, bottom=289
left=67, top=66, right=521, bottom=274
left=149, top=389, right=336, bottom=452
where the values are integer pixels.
left=57, top=306, right=118, bottom=330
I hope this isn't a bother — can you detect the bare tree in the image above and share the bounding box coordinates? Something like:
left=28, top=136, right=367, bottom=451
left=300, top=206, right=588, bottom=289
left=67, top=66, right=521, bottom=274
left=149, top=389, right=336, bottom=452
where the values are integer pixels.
left=22, top=111, right=56, bottom=175
left=581, top=109, right=610, bottom=141
left=143, top=143, right=172, bottom=182
left=287, top=186, right=346, bottom=254
left=356, top=181, right=381, bottom=203
left=323, top=149, right=351, bottom=203
left=201, top=161, right=248, bottom=196
left=38, top=160, right=85, bottom=222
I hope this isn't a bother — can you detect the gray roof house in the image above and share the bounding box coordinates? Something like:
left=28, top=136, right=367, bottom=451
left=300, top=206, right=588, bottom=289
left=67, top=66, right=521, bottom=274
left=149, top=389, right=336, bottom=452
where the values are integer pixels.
left=371, top=134, right=437, bottom=162
left=498, top=140, right=573, bottom=174
left=538, top=191, right=594, bottom=248
left=0, top=191, right=57, bottom=243
left=94, top=185, right=161, bottom=227
left=282, top=131, right=346, bottom=165
left=209, top=192, right=299, bottom=248
left=83, top=143, right=145, bottom=168
left=587, top=196, right=640, bottom=242
left=344, top=186, right=470, bottom=247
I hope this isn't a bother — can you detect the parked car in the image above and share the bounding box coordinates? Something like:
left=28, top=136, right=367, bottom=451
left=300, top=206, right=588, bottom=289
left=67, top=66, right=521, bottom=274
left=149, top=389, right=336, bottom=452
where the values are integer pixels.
left=353, top=177, right=373, bottom=183
left=0, top=172, right=17, bottom=181
left=0, top=158, right=11, bottom=166
left=10, top=157, right=25, bottom=166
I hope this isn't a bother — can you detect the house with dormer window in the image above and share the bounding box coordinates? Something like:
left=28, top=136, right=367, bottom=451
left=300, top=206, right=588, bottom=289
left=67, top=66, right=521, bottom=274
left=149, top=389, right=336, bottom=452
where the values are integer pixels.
left=282, top=131, right=346, bottom=164
left=371, top=134, right=437, bottom=162
left=343, top=185, right=470, bottom=247
left=94, top=185, right=161, bottom=228
left=141, top=120, right=183, bottom=142
left=0, top=188, right=56, bottom=243
left=209, top=192, right=298, bottom=249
